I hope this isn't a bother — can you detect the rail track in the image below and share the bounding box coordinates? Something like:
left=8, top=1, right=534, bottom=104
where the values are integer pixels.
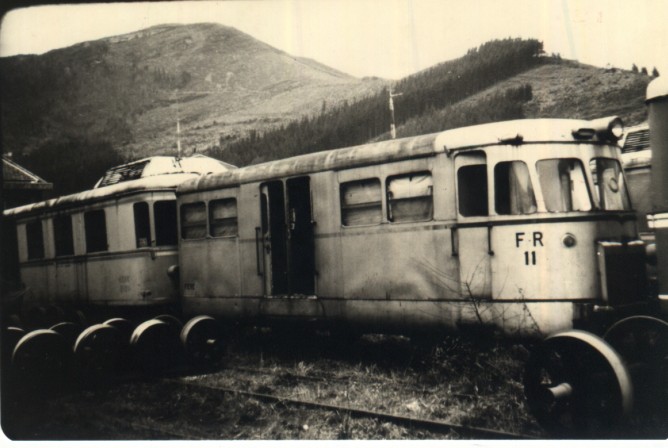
left=165, top=373, right=539, bottom=439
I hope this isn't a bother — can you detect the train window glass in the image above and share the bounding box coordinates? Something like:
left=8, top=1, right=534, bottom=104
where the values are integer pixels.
left=53, top=215, right=74, bottom=256
left=386, top=173, right=433, bottom=222
left=26, top=220, right=45, bottom=260
left=340, top=179, right=383, bottom=226
left=494, top=161, right=537, bottom=215
left=209, top=198, right=238, bottom=237
left=133, top=202, right=151, bottom=248
left=154, top=200, right=178, bottom=246
left=457, top=165, right=488, bottom=216
left=536, top=159, right=591, bottom=212
left=84, top=210, right=108, bottom=253
left=181, top=202, right=207, bottom=239
left=589, top=158, right=632, bottom=211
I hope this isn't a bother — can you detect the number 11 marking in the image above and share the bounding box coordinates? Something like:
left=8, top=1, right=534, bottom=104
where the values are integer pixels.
left=524, top=251, right=537, bottom=265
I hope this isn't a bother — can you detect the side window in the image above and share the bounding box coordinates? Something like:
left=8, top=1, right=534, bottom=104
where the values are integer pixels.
left=340, top=178, right=382, bottom=226
left=154, top=200, right=178, bottom=246
left=386, top=172, right=433, bottom=223
left=53, top=215, right=74, bottom=256
left=180, top=202, right=207, bottom=239
left=457, top=164, right=488, bottom=217
left=494, top=161, right=537, bottom=215
left=84, top=209, right=108, bottom=253
left=209, top=198, right=238, bottom=237
left=26, top=220, right=45, bottom=260
left=133, top=202, right=151, bottom=248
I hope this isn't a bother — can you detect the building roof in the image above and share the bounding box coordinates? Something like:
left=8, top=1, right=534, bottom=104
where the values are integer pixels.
left=621, top=124, right=650, bottom=153
left=2, top=156, right=53, bottom=190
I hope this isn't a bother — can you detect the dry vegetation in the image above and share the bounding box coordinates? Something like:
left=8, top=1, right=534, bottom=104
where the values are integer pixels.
left=2, top=331, right=544, bottom=440
left=4, top=329, right=666, bottom=440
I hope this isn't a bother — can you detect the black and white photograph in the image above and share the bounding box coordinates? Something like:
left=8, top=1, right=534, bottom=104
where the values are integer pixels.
left=1, top=0, right=667, bottom=443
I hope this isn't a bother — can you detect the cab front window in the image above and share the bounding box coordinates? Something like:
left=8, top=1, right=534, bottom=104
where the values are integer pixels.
left=589, top=158, right=632, bottom=211
left=536, top=159, right=592, bottom=212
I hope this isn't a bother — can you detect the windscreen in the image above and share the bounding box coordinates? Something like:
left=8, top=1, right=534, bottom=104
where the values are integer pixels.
left=536, top=159, right=592, bottom=212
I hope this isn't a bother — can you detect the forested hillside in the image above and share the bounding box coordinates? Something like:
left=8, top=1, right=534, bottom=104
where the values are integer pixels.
left=213, top=39, right=546, bottom=165
left=216, top=38, right=652, bottom=167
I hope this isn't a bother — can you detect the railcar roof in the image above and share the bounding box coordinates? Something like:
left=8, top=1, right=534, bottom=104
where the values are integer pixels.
left=178, top=118, right=612, bottom=194
left=94, top=154, right=236, bottom=188
left=6, top=155, right=236, bottom=218
left=647, top=76, right=668, bottom=102
left=4, top=173, right=198, bottom=218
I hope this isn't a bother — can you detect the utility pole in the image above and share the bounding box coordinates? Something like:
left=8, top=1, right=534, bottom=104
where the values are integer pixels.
left=174, top=90, right=182, bottom=160
left=389, top=86, right=402, bottom=139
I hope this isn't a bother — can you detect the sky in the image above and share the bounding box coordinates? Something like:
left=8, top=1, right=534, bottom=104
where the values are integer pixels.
left=0, top=0, right=667, bottom=80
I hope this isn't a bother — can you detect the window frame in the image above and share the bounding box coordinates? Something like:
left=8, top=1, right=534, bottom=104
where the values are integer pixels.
left=385, top=171, right=434, bottom=223
left=84, top=209, right=108, bottom=253
left=209, top=197, right=239, bottom=238
left=133, top=201, right=152, bottom=248
left=340, top=177, right=383, bottom=227
left=180, top=201, right=208, bottom=240
left=457, top=164, right=489, bottom=217
left=53, top=214, right=75, bottom=257
left=26, top=219, right=45, bottom=260
left=154, top=200, right=178, bottom=246
left=536, top=158, right=593, bottom=213
left=588, top=157, right=632, bottom=211
left=493, top=160, right=537, bottom=216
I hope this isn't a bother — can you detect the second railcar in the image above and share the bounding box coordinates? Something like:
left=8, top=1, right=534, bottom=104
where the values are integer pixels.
left=4, top=155, right=235, bottom=324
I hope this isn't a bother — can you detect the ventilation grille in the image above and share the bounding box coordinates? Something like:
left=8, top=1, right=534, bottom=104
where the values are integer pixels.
left=96, top=160, right=150, bottom=187
left=622, top=128, right=650, bottom=153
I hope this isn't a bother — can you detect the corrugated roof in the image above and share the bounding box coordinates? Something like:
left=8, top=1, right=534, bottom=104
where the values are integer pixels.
left=2, top=156, right=53, bottom=189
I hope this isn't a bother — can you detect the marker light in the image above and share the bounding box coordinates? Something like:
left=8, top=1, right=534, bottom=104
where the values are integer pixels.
left=572, top=116, right=624, bottom=143
left=562, top=234, right=577, bottom=248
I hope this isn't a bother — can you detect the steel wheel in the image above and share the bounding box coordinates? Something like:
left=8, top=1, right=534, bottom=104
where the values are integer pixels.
left=154, top=314, right=184, bottom=333
left=50, top=322, right=82, bottom=349
left=180, top=316, right=224, bottom=365
left=130, top=319, right=182, bottom=375
left=103, top=318, right=135, bottom=345
left=74, top=324, right=123, bottom=382
left=3, top=326, right=25, bottom=362
left=604, top=315, right=668, bottom=415
left=604, top=316, right=668, bottom=366
left=12, top=329, right=70, bottom=387
left=524, top=330, right=633, bottom=437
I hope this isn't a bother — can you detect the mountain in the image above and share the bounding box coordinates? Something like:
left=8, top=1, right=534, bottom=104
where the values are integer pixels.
left=0, top=23, right=384, bottom=161
left=218, top=38, right=653, bottom=168
left=0, top=27, right=654, bottom=197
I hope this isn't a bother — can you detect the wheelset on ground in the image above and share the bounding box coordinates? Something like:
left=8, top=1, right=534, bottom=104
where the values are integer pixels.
left=524, top=316, right=668, bottom=437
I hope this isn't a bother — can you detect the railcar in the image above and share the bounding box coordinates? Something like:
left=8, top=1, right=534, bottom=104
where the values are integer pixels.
left=3, top=155, right=235, bottom=325
left=647, top=76, right=668, bottom=315
left=175, top=116, right=647, bottom=339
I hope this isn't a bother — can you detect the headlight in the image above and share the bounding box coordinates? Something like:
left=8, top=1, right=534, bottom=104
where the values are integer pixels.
left=562, top=233, right=577, bottom=248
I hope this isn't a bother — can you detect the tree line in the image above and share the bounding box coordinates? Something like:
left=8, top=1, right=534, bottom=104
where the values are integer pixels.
left=212, top=38, right=545, bottom=166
